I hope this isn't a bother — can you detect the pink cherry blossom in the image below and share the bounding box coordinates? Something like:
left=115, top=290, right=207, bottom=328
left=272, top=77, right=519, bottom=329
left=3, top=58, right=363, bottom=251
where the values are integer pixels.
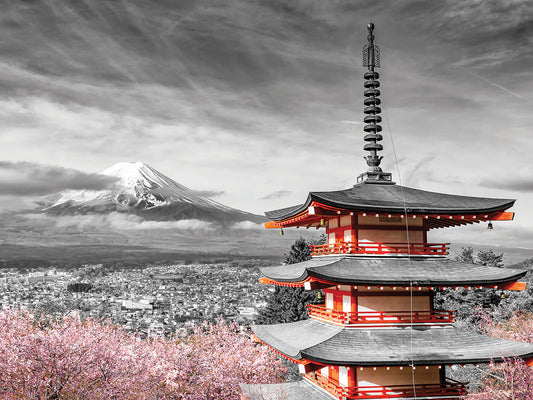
left=0, top=308, right=286, bottom=399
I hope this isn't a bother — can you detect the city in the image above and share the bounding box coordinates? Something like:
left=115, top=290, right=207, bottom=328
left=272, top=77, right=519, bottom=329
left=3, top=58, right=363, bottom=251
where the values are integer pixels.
left=0, top=261, right=272, bottom=337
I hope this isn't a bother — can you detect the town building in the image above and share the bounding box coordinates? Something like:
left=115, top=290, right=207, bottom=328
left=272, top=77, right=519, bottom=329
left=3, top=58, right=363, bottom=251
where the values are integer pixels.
left=241, top=23, right=533, bottom=400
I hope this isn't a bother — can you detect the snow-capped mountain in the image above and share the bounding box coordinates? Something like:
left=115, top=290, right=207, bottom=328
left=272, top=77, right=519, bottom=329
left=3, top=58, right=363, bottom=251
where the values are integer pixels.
left=46, top=162, right=265, bottom=225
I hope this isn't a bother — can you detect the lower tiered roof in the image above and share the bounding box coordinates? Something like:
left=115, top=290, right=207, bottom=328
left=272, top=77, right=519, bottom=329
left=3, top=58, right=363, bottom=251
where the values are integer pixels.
left=259, top=256, right=527, bottom=286
left=242, top=380, right=464, bottom=400
left=254, top=319, right=533, bottom=365
left=241, top=381, right=334, bottom=400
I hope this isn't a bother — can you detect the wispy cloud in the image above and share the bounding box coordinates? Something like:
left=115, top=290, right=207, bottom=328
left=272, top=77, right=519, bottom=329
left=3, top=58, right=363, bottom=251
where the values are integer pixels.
left=260, top=190, right=292, bottom=200
left=0, top=0, right=532, bottom=248
left=466, top=71, right=533, bottom=105
left=23, top=213, right=215, bottom=232
left=480, top=178, right=533, bottom=192
left=192, top=190, right=225, bottom=198
left=0, top=161, right=117, bottom=196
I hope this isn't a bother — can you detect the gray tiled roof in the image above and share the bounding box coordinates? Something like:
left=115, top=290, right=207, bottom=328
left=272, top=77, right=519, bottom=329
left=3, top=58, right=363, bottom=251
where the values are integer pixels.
left=265, top=182, right=515, bottom=220
left=254, top=320, right=533, bottom=366
left=259, top=256, right=527, bottom=286
left=240, top=380, right=335, bottom=400
left=240, top=380, right=454, bottom=400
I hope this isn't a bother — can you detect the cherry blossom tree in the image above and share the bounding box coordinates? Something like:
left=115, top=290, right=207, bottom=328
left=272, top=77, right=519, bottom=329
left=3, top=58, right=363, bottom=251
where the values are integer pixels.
left=463, top=310, right=533, bottom=400
left=0, top=308, right=286, bottom=399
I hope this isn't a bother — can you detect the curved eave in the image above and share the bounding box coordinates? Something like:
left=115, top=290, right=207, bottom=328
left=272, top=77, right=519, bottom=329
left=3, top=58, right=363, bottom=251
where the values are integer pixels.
left=310, top=192, right=515, bottom=217
left=259, top=256, right=527, bottom=287
left=254, top=320, right=533, bottom=366
left=264, top=183, right=515, bottom=222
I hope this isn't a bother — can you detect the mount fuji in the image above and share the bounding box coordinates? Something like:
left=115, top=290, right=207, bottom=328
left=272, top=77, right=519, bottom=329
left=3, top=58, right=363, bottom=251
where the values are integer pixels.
left=45, top=162, right=265, bottom=226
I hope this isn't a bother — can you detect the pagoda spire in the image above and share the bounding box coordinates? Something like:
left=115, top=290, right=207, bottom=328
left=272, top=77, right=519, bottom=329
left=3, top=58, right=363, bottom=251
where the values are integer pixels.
left=357, top=22, right=393, bottom=184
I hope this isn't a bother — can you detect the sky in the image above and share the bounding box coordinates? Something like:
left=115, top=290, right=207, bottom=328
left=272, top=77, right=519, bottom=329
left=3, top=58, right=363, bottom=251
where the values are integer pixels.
left=0, top=0, right=532, bottom=248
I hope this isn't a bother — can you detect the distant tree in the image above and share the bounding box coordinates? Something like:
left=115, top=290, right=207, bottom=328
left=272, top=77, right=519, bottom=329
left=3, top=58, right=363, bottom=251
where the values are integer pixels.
left=456, top=246, right=503, bottom=268
left=477, top=249, right=504, bottom=268
left=308, top=233, right=328, bottom=247
left=455, top=246, right=475, bottom=263
left=67, top=282, right=93, bottom=293
left=284, top=237, right=312, bottom=264
left=257, top=237, right=321, bottom=325
left=435, top=247, right=505, bottom=325
left=489, top=258, right=533, bottom=321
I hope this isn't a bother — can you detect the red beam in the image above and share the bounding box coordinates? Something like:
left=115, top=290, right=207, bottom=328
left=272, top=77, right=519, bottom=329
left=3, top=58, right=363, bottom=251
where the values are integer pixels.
left=489, top=211, right=515, bottom=221
left=258, top=277, right=305, bottom=287
left=500, top=281, right=527, bottom=291
left=304, top=281, right=332, bottom=291
left=298, top=361, right=324, bottom=374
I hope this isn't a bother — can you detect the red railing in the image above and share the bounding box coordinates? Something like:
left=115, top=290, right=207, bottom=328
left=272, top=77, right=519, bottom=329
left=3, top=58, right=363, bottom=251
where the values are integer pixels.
left=307, top=373, right=466, bottom=399
left=307, top=304, right=454, bottom=325
left=310, top=242, right=449, bottom=256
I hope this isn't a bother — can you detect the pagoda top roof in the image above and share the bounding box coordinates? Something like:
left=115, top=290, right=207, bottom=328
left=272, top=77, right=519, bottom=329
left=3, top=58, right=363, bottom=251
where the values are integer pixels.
left=265, top=182, right=515, bottom=221
left=259, top=256, right=526, bottom=287
left=254, top=320, right=533, bottom=366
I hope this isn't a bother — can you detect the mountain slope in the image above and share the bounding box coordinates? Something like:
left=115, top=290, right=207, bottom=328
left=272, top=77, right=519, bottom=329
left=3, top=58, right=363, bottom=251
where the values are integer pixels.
left=45, top=162, right=265, bottom=225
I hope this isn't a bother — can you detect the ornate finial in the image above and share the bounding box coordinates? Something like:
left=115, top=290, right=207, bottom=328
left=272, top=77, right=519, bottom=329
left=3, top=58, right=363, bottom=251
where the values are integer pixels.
left=357, top=22, right=393, bottom=185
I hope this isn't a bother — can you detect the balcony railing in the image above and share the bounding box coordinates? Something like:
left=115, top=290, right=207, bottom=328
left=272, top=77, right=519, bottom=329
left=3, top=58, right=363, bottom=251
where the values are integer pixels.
left=306, top=373, right=466, bottom=399
left=310, top=242, right=449, bottom=256
left=307, top=304, right=454, bottom=325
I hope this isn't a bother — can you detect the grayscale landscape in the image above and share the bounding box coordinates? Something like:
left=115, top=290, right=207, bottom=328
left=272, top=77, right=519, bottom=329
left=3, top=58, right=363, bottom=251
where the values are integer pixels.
left=0, top=2, right=532, bottom=398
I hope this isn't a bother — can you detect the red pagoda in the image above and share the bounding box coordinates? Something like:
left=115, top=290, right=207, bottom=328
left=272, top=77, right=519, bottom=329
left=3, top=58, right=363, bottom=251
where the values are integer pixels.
left=241, top=23, right=533, bottom=400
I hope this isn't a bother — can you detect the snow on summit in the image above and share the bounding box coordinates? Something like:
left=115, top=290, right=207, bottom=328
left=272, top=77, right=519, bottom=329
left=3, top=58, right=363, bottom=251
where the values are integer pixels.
left=103, top=162, right=189, bottom=194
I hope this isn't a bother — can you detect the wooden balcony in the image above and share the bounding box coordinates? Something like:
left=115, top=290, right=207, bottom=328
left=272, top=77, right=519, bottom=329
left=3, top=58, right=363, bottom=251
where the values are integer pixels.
left=307, top=304, right=454, bottom=326
left=306, top=373, right=466, bottom=399
left=310, top=242, right=449, bottom=256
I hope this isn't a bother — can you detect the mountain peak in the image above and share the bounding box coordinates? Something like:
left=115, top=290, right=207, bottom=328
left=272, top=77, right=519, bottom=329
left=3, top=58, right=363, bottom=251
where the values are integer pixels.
left=103, top=162, right=188, bottom=192
left=46, top=162, right=265, bottom=225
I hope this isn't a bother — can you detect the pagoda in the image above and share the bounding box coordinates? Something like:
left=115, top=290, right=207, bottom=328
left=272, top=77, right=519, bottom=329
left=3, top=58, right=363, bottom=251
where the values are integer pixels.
left=241, top=23, right=533, bottom=400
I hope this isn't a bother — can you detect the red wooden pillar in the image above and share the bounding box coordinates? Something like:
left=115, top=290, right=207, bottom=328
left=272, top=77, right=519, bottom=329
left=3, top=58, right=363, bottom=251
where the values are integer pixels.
left=347, top=366, right=356, bottom=387
left=330, top=366, right=339, bottom=385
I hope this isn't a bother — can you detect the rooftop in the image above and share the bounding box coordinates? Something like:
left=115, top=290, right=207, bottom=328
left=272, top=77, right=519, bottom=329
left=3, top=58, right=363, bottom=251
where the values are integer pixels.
left=240, top=380, right=334, bottom=400
left=254, top=319, right=533, bottom=366
left=265, top=182, right=515, bottom=222
left=259, top=256, right=527, bottom=286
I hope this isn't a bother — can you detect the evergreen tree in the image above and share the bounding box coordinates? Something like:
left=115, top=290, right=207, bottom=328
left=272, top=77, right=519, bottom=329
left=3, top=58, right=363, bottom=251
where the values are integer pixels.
left=67, top=282, right=93, bottom=293
left=284, top=237, right=312, bottom=264
left=455, top=246, right=475, bottom=263
left=435, top=247, right=505, bottom=326
left=256, top=237, right=322, bottom=325
left=477, top=249, right=504, bottom=268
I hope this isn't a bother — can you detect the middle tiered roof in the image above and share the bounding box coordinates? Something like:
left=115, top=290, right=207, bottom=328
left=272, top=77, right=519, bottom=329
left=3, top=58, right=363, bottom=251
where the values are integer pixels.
left=259, top=256, right=527, bottom=287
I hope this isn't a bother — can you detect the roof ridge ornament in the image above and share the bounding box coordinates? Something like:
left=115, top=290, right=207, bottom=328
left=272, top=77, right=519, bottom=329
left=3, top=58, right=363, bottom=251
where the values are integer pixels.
left=357, top=22, right=394, bottom=185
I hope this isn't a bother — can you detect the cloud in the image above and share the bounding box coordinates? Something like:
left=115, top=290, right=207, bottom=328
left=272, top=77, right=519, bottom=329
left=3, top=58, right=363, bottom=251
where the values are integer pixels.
left=341, top=120, right=364, bottom=126
left=232, top=221, right=264, bottom=230
left=480, top=178, right=533, bottom=192
left=0, top=195, right=40, bottom=212
left=23, top=212, right=215, bottom=232
left=260, top=190, right=292, bottom=200
left=192, top=190, right=225, bottom=198
left=431, top=222, right=533, bottom=251
left=0, top=161, right=117, bottom=196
